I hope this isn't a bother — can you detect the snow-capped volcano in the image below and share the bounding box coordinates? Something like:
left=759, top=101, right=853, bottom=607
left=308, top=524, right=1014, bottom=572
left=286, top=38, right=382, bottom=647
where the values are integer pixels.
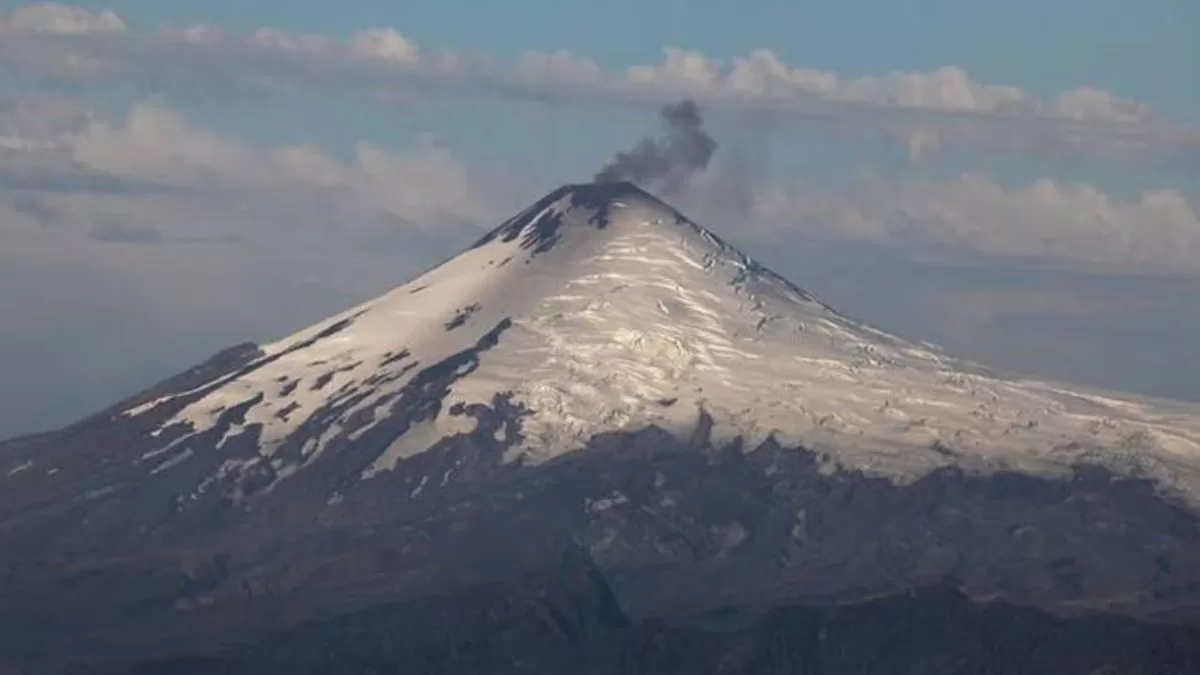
left=115, top=181, right=1200, bottom=505
left=7, top=182, right=1200, bottom=668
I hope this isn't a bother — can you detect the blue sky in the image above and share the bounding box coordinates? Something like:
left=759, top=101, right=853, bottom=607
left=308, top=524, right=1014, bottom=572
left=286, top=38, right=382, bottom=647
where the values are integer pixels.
left=52, top=0, right=1198, bottom=195
left=67, top=0, right=1199, bottom=118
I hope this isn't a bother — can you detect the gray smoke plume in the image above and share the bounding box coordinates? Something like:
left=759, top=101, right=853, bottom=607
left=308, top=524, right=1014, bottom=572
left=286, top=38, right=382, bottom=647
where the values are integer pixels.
left=594, top=99, right=717, bottom=195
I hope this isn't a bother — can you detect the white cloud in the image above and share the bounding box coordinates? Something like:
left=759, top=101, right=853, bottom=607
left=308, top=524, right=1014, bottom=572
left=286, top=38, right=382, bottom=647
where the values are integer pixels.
left=5, top=2, right=123, bottom=34
left=349, top=28, right=422, bottom=64
left=3, top=93, right=1196, bottom=276
left=742, top=170, right=1200, bottom=271
left=1, top=3, right=1195, bottom=164
left=1, top=98, right=511, bottom=243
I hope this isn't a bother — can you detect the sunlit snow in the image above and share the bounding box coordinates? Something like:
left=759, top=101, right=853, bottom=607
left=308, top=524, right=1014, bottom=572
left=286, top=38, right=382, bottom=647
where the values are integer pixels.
left=118, top=183, right=1200, bottom=505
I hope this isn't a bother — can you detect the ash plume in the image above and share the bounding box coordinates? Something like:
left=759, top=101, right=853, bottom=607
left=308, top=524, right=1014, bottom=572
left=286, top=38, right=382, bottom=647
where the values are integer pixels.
left=594, top=99, right=717, bottom=195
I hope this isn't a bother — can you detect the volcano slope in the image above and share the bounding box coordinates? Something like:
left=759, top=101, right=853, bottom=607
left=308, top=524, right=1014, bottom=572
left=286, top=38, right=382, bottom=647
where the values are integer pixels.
left=3, top=181, right=1200, bottom=672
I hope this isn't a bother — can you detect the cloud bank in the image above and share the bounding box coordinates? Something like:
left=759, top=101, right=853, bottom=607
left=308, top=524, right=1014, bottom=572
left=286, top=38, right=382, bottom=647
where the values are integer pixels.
left=2, top=3, right=1196, bottom=165
left=0, top=97, right=508, bottom=245
left=3, top=96, right=1196, bottom=284
left=742, top=171, right=1200, bottom=271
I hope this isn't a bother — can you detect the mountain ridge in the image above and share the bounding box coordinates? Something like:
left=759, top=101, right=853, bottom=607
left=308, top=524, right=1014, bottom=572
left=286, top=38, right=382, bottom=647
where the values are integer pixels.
left=100, top=562, right=1200, bottom=675
left=4, top=181, right=1200, bottom=671
left=39, top=180, right=1197, bottom=509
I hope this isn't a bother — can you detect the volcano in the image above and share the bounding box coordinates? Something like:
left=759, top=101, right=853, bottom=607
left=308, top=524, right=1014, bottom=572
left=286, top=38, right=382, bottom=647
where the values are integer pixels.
left=4, top=182, right=1200, bottom=673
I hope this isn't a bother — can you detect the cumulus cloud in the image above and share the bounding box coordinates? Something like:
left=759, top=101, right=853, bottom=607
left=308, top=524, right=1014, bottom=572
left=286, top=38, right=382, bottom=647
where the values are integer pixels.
left=3, top=1, right=123, bottom=34
left=1, top=98, right=510, bottom=241
left=9, top=95, right=1189, bottom=276
left=741, top=171, right=1200, bottom=271
left=1, top=3, right=1196, bottom=165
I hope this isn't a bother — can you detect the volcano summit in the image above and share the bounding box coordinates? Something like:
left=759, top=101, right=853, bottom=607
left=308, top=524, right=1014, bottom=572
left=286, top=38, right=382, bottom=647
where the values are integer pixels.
left=4, top=182, right=1200, bottom=672
left=111, top=181, right=1200, bottom=500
